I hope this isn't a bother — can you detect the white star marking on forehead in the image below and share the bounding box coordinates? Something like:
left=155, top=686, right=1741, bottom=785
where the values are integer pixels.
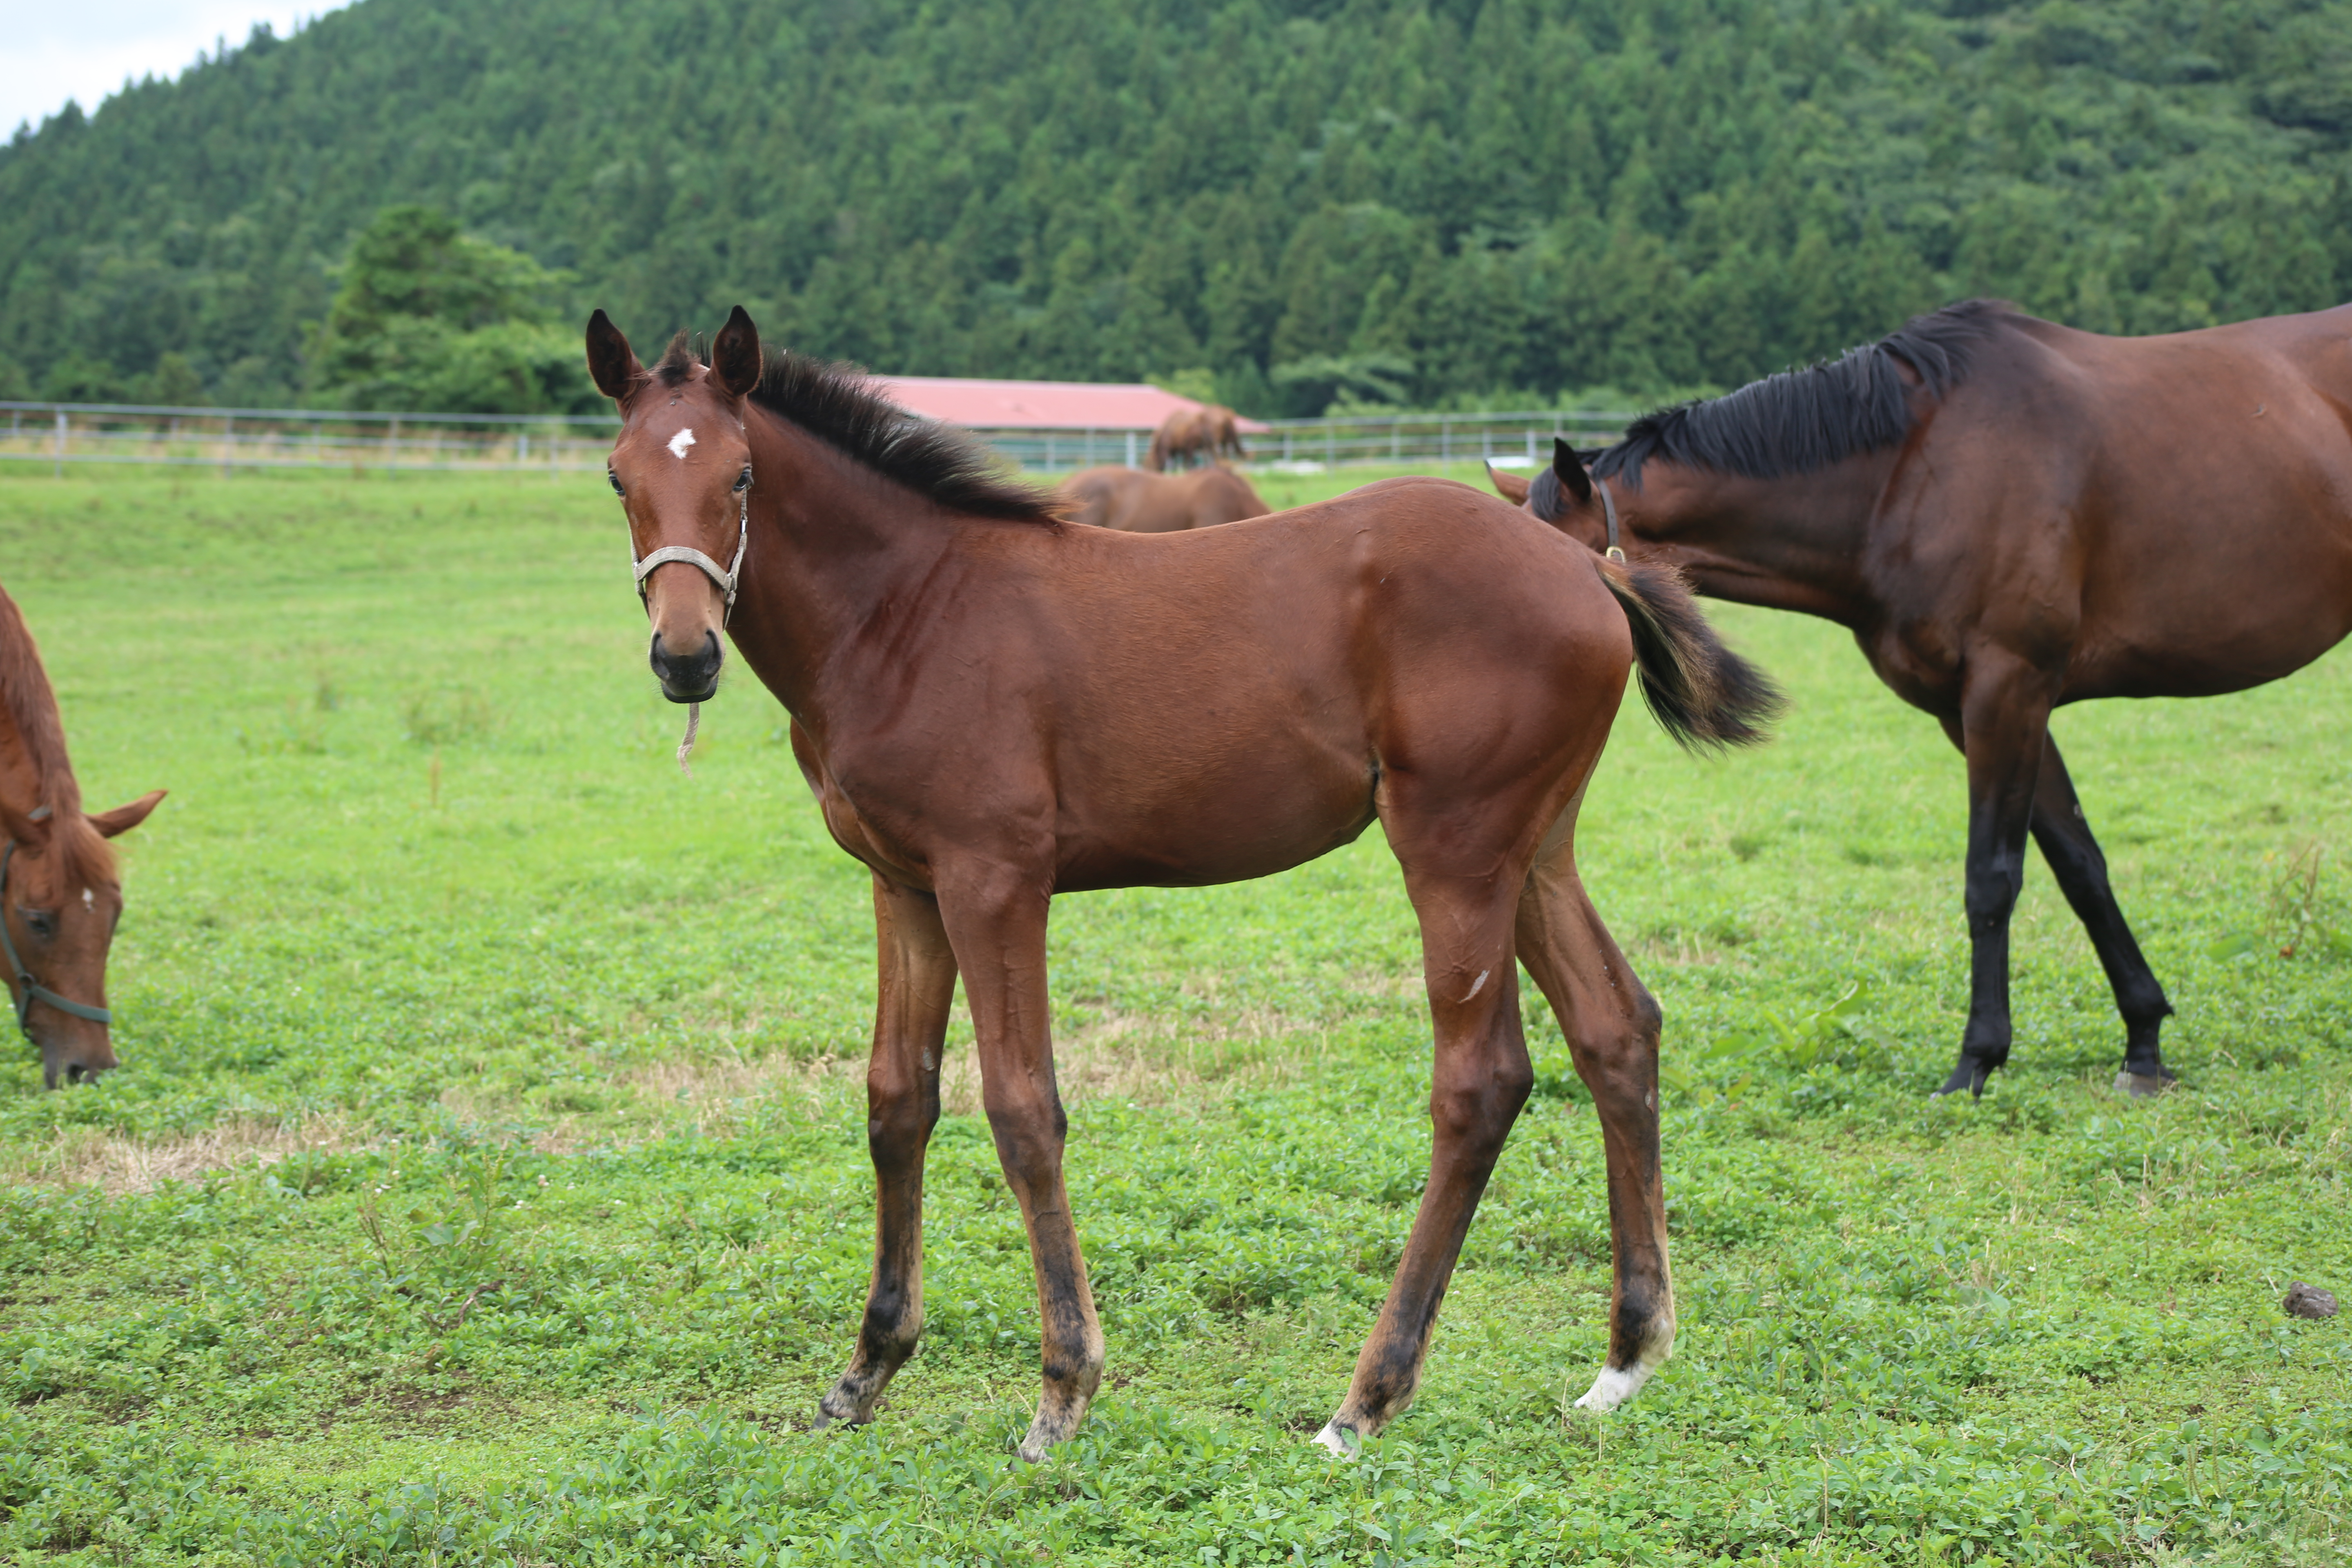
left=668, top=428, right=697, bottom=459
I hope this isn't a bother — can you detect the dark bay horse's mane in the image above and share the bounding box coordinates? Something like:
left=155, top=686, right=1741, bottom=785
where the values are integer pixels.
left=651, top=334, right=1056, bottom=523
left=0, top=587, right=114, bottom=884
left=1587, top=300, right=2015, bottom=492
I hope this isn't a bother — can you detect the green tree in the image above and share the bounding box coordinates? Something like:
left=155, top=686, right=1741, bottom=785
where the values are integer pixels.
left=306, top=205, right=595, bottom=414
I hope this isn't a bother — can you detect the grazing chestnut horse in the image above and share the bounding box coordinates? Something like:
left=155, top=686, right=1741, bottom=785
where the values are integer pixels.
left=1057, top=463, right=1270, bottom=532
left=1492, top=298, right=2352, bottom=1098
left=586, top=307, right=1777, bottom=1459
left=0, top=584, right=165, bottom=1087
left=1144, top=405, right=1247, bottom=470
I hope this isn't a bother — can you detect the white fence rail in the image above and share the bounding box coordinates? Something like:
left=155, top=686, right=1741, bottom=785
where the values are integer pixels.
left=1, top=401, right=1641, bottom=478
left=0, top=401, right=620, bottom=475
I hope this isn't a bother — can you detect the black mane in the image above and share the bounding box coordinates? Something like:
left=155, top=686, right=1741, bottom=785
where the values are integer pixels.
left=654, top=334, right=1053, bottom=523
left=1591, top=300, right=2013, bottom=489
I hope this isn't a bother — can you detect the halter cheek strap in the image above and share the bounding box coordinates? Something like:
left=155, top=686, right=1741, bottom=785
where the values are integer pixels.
left=1597, top=477, right=1624, bottom=564
left=0, top=810, right=114, bottom=1044
left=632, top=486, right=749, bottom=622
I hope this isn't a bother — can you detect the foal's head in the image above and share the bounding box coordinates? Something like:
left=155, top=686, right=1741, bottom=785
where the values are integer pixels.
left=587, top=306, right=766, bottom=704
left=2, top=791, right=163, bottom=1088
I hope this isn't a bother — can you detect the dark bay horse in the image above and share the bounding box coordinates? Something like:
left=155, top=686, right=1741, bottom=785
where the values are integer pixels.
left=587, top=307, right=1777, bottom=1459
left=1057, top=463, right=1270, bottom=532
left=0, top=584, right=165, bottom=1087
left=1491, top=298, right=2352, bottom=1098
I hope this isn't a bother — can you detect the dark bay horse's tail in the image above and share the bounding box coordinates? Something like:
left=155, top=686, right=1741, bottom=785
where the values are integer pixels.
left=1597, top=557, right=1782, bottom=751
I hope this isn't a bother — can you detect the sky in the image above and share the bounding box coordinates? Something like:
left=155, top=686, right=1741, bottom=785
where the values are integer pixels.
left=2, top=0, right=348, bottom=138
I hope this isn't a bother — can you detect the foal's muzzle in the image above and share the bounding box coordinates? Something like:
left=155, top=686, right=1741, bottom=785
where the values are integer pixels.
left=650, top=628, right=723, bottom=703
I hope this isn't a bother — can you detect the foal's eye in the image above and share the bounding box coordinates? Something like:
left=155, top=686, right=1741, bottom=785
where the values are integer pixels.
left=20, top=909, right=55, bottom=941
left=733, top=466, right=753, bottom=493
left=607, top=471, right=625, bottom=496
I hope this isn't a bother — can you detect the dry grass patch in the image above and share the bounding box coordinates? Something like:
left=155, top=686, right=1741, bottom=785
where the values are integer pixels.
left=3, top=1113, right=368, bottom=1195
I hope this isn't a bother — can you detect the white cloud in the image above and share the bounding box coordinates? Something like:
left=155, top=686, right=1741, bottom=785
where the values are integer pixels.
left=0, top=2, right=350, bottom=138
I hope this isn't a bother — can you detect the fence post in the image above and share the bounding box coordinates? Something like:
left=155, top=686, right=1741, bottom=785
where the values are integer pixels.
left=1441, top=416, right=1450, bottom=463
left=221, top=413, right=236, bottom=476
left=1125, top=430, right=1137, bottom=468
left=52, top=407, right=65, bottom=478
left=1391, top=420, right=1399, bottom=462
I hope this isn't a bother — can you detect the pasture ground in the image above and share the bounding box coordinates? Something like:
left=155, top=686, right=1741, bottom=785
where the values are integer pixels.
left=0, top=463, right=2347, bottom=1566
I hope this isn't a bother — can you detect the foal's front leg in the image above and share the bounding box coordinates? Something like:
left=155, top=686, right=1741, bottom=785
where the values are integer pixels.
left=817, top=875, right=958, bottom=1428
left=936, top=860, right=1105, bottom=1463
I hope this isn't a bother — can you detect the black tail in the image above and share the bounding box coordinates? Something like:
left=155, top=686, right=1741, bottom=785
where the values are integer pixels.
left=1597, top=557, right=1782, bottom=751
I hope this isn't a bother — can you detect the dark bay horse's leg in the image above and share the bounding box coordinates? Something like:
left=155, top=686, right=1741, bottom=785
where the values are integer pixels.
left=816, top=874, right=959, bottom=1429
left=1511, top=837, right=1673, bottom=1410
left=935, top=860, right=1105, bottom=1463
left=2027, top=736, right=2175, bottom=1092
left=1315, top=864, right=1533, bottom=1454
left=1937, top=658, right=2057, bottom=1097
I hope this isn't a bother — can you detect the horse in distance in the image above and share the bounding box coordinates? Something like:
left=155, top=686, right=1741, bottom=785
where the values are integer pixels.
left=1492, top=298, right=2352, bottom=1098
left=1057, top=463, right=1270, bottom=532
left=1144, top=404, right=1249, bottom=470
left=587, top=305, right=1779, bottom=1461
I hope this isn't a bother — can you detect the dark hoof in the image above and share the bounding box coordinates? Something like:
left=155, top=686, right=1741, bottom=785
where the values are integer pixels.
left=2113, top=1068, right=2178, bottom=1099
left=1932, top=1062, right=1991, bottom=1099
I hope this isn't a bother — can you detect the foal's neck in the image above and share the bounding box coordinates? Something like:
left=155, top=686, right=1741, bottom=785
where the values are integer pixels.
left=727, top=411, right=986, bottom=719
left=1619, top=457, right=1887, bottom=626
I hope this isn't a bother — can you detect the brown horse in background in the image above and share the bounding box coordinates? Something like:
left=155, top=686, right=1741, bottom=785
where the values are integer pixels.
left=1058, top=463, right=1270, bottom=532
left=1492, top=298, right=2352, bottom=1098
left=0, top=584, right=165, bottom=1088
left=587, top=306, right=1777, bottom=1461
left=1144, top=404, right=1247, bottom=470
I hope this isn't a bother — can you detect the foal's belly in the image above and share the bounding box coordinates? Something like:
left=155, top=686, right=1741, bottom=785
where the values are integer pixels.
left=1045, top=725, right=1382, bottom=892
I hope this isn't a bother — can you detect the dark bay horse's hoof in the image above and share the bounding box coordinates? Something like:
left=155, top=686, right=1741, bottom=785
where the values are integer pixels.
left=2114, top=1067, right=2178, bottom=1098
left=1932, top=1061, right=1992, bottom=1098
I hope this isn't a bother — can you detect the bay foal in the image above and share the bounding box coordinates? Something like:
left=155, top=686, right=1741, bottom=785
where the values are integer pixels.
left=589, top=308, right=1775, bottom=1460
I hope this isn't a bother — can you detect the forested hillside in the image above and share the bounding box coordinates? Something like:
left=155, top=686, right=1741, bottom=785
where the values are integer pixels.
left=2, top=0, right=2348, bottom=414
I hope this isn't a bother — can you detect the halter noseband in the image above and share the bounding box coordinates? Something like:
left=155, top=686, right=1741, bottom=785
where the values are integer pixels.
left=631, top=483, right=749, bottom=623
left=0, top=807, right=113, bottom=1046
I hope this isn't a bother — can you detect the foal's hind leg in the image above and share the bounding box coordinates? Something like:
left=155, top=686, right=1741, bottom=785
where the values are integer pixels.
left=2027, top=736, right=2176, bottom=1094
left=816, top=875, right=958, bottom=1429
left=1315, top=867, right=1532, bottom=1454
left=1513, top=832, right=1675, bottom=1411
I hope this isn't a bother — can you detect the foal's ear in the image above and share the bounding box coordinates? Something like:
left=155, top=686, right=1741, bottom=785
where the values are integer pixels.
left=88, top=789, right=165, bottom=840
left=1551, top=437, right=1595, bottom=506
left=1485, top=460, right=1532, bottom=506
left=585, top=310, right=644, bottom=401
left=710, top=306, right=763, bottom=398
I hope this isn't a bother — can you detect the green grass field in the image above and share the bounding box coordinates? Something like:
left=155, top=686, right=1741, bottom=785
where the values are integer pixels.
left=0, top=463, right=2346, bottom=1566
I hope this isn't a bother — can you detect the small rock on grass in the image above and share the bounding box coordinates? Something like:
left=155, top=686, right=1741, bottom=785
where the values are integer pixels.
left=2283, top=1282, right=2339, bottom=1320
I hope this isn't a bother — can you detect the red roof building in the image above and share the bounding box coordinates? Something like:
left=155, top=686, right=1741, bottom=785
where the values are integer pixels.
left=872, top=376, right=1267, bottom=434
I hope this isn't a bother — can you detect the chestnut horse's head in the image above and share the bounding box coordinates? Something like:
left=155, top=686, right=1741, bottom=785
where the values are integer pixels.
left=586, top=306, right=766, bottom=704
left=2, top=789, right=164, bottom=1087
